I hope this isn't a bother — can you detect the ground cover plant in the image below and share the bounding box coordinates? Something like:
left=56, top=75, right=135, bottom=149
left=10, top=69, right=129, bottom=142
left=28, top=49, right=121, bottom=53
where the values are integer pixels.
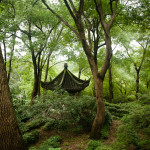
left=12, top=91, right=150, bottom=150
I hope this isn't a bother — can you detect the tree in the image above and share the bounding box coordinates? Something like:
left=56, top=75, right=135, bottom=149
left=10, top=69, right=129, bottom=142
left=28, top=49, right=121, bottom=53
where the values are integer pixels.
left=0, top=1, right=27, bottom=149
left=0, top=0, right=17, bottom=83
left=13, top=0, right=61, bottom=105
left=41, top=0, right=119, bottom=138
left=0, top=45, right=28, bottom=149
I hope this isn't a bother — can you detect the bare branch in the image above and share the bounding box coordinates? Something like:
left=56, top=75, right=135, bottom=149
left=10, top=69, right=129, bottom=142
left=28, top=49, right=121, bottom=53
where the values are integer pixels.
left=35, top=24, right=43, bottom=33
left=56, top=26, right=64, bottom=41
left=33, top=0, right=39, bottom=6
left=98, top=43, right=106, bottom=49
left=48, top=60, right=68, bottom=70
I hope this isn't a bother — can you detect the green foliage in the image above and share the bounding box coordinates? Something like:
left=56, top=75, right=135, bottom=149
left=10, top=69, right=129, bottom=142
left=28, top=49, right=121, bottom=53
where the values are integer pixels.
left=95, top=145, right=113, bottom=150
left=129, top=106, right=150, bottom=136
left=42, top=119, right=57, bottom=131
left=138, top=139, right=150, bottom=150
left=23, top=130, right=40, bottom=146
left=25, top=119, right=46, bottom=132
left=112, top=95, right=136, bottom=104
left=113, top=123, right=139, bottom=150
left=100, top=109, right=112, bottom=139
left=69, top=125, right=83, bottom=134
left=63, top=95, right=97, bottom=131
left=86, top=140, right=102, bottom=150
left=105, top=102, right=129, bottom=119
left=114, top=101, right=150, bottom=150
left=37, top=135, right=62, bottom=150
left=138, top=94, right=150, bottom=105
left=15, top=93, right=114, bottom=138
left=42, top=119, right=70, bottom=131
left=48, top=148, right=61, bottom=150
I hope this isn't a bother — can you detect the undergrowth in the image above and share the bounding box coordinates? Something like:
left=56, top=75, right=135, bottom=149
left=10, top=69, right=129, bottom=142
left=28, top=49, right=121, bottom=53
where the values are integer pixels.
left=13, top=91, right=150, bottom=150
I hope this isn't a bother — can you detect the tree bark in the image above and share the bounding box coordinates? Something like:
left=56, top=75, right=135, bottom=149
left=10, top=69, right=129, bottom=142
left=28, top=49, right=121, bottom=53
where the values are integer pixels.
left=43, top=52, right=52, bottom=97
left=0, top=45, right=28, bottom=150
left=2, top=39, right=7, bottom=67
left=90, top=74, right=105, bottom=138
left=109, top=65, right=113, bottom=103
left=7, top=35, right=16, bottom=83
left=78, top=68, right=82, bottom=79
left=136, top=68, right=140, bottom=99
left=30, top=53, right=38, bottom=105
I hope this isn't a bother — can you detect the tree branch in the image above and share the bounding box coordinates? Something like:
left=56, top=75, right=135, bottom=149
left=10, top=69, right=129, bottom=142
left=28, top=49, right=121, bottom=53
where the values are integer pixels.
left=68, top=0, right=77, bottom=14
left=93, top=0, right=106, bottom=28
left=108, top=0, right=119, bottom=29
left=98, top=43, right=106, bottom=49
left=83, top=13, right=92, bottom=49
left=41, top=0, right=80, bottom=39
left=64, top=0, right=77, bottom=23
left=78, top=0, right=84, bottom=14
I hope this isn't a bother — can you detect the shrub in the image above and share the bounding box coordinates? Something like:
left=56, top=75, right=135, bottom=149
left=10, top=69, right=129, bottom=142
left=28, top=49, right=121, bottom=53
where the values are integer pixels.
left=37, top=135, right=62, bottom=150
left=112, top=95, right=128, bottom=103
left=100, top=109, right=112, bottom=139
left=131, top=106, right=150, bottom=133
left=105, top=102, right=129, bottom=119
left=112, top=95, right=136, bottom=104
left=113, top=123, right=139, bottom=150
left=138, top=139, right=150, bottom=150
left=127, top=95, right=136, bottom=102
left=57, top=119, right=70, bottom=130
left=42, top=119, right=57, bottom=131
left=69, top=125, right=83, bottom=134
left=62, top=95, right=97, bottom=131
left=48, top=148, right=61, bottom=150
left=25, top=119, right=46, bottom=132
left=138, top=94, right=150, bottom=105
left=23, top=130, right=40, bottom=145
left=42, top=119, right=70, bottom=131
left=86, top=140, right=102, bottom=150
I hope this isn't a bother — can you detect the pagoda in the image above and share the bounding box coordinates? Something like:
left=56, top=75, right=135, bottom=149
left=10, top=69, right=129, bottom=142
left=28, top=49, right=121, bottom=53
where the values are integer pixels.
left=41, top=63, right=90, bottom=94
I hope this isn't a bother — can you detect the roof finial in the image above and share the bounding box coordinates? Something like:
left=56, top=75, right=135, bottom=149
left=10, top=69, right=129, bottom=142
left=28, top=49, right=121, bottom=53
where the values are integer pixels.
left=64, top=63, right=68, bottom=69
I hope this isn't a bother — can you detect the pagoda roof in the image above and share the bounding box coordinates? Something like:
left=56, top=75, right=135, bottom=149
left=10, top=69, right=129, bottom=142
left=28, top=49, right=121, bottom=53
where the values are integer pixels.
left=41, top=63, right=90, bottom=93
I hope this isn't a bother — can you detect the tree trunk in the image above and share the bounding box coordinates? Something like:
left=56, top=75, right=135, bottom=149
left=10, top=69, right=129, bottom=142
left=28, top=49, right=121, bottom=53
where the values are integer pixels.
left=0, top=46, right=28, bottom=150
left=30, top=54, right=38, bottom=106
left=147, top=81, right=149, bottom=89
left=90, top=75, right=105, bottom=139
left=136, top=69, right=140, bottom=99
left=78, top=68, right=82, bottom=79
left=109, top=65, right=113, bottom=103
left=38, top=69, right=42, bottom=97
left=7, top=35, right=16, bottom=83
left=2, top=39, right=7, bottom=67
left=43, top=52, right=52, bottom=97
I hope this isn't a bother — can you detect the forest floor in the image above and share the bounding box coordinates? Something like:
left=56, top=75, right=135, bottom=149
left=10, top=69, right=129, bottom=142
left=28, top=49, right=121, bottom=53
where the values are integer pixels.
left=34, top=120, right=121, bottom=150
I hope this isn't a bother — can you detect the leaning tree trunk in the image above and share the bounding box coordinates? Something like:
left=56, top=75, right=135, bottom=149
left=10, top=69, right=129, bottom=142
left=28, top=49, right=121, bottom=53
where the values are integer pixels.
left=0, top=46, right=28, bottom=150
